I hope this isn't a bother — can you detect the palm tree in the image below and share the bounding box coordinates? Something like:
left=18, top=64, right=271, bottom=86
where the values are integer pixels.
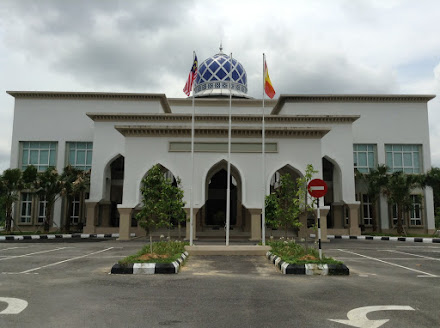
left=60, top=166, right=90, bottom=233
left=383, top=171, right=424, bottom=235
left=0, top=166, right=37, bottom=233
left=0, top=168, right=23, bottom=233
left=356, top=165, right=388, bottom=232
left=36, top=167, right=63, bottom=232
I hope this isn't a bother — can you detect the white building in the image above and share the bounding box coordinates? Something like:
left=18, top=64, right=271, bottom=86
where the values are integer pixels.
left=7, top=50, right=436, bottom=240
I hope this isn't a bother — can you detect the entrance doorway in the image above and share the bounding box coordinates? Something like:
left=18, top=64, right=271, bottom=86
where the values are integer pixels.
left=206, top=169, right=237, bottom=226
left=203, top=160, right=243, bottom=230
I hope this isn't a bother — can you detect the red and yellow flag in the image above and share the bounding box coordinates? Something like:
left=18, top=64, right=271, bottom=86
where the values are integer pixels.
left=264, top=59, right=276, bottom=99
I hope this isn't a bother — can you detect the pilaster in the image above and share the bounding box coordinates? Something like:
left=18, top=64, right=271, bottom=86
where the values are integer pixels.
left=83, top=201, right=98, bottom=234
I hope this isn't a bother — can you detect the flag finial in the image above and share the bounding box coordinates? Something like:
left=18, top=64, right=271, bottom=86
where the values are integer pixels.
left=219, top=42, right=223, bottom=54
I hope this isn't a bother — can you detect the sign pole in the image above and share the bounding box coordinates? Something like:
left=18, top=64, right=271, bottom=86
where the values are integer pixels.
left=307, top=178, right=328, bottom=261
left=317, top=197, right=322, bottom=260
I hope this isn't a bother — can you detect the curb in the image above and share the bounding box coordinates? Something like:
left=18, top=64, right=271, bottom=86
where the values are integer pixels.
left=311, top=234, right=440, bottom=243
left=0, top=233, right=136, bottom=242
left=111, top=251, right=189, bottom=274
left=266, top=251, right=349, bottom=275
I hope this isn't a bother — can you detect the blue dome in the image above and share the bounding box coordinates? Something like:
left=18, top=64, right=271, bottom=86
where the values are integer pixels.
left=194, top=51, right=249, bottom=98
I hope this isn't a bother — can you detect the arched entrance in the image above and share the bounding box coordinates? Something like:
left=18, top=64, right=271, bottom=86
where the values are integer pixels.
left=203, top=160, right=242, bottom=229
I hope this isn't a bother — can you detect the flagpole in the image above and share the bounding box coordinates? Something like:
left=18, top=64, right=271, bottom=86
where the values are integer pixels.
left=261, top=53, right=266, bottom=246
left=226, top=52, right=233, bottom=246
left=190, top=51, right=195, bottom=246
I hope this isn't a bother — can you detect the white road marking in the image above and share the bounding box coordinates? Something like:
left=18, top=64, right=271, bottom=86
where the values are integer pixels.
left=0, top=247, right=69, bottom=261
left=20, top=247, right=114, bottom=273
left=0, top=297, right=28, bottom=314
left=384, top=249, right=440, bottom=261
left=329, top=305, right=414, bottom=328
left=337, top=249, right=439, bottom=278
left=0, top=247, right=29, bottom=252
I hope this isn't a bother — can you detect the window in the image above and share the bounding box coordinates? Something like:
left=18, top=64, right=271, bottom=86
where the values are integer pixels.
left=37, top=196, right=47, bottom=224
left=21, top=142, right=57, bottom=171
left=362, top=195, right=373, bottom=226
left=20, top=193, right=32, bottom=224
left=385, top=144, right=421, bottom=173
left=70, top=195, right=81, bottom=225
left=353, top=144, right=376, bottom=173
left=67, top=142, right=93, bottom=170
left=410, top=195, right=422, bottom=226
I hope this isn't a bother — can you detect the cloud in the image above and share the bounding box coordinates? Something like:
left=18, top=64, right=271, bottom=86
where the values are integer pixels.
left=0, top=0, right=439, bottom=171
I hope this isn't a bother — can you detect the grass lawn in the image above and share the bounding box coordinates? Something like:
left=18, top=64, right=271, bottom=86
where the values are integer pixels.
left=268, top=239, right=343, bottom=265
left=119, top=240, right=188, bottom=265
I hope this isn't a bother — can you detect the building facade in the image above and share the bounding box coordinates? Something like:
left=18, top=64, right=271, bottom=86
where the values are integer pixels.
left=7, top=51, right=436, bottom=240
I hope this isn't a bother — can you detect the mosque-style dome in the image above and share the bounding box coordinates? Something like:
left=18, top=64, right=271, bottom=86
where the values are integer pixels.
left=194, top=46, right=249, bottom=98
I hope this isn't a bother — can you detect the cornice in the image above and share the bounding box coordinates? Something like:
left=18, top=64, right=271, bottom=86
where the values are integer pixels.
left=87, top=113, right=359, bottom=124
left=7, top=91, right=171, bottom=113
left=271, top=94, right=436, bottom=115
left=168, top=97, right=277, bottom=107
left=115, top=125, right=330, bottom=138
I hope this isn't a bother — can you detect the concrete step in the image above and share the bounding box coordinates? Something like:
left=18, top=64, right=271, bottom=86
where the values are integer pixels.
left=184, top=245, right=271, bottom=256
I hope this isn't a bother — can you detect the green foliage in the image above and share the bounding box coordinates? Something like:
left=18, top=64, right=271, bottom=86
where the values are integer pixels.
left=383, top=171, right=423, bottom=235
left=60, top=165, right=90, bottom=232
left=36, top=167, right=63, bottom=232
left=435, top=208, right=440, bottom=229
left=136, top=165, right=186, bottom=237
left=425, top=167, right=440, bottom=211
left=265, top=193, right=280, bottom=230
left=118, top=240, right=188, bottom=265
left=268, top=240, right=342, bottom=265
left=0, top=168, right=24, bottom=232
left=356, top=164, right=388, bottom=231
left=265, top=164, right=317, bottom=236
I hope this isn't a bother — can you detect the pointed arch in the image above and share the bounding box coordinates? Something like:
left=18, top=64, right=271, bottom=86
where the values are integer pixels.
left=268, top=163, right=303, bottom=194
left=202, top=159, right=243, bottom=227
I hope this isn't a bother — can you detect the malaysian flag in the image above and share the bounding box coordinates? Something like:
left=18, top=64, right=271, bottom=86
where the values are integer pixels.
left=183, top=54, right=198, bottom=96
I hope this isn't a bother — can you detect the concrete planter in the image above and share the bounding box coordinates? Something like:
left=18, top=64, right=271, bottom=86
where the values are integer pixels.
left=266, top=251, right=349, bottom=275
left=111, top=251, right=188, bottom=275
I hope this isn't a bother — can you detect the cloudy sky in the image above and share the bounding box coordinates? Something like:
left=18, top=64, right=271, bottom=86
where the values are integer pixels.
left=0, top=0, right=439, bottom=172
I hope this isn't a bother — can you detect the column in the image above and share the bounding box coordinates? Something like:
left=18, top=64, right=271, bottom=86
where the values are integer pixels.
left=298, top=212, right=309, bottom=239
left=83, top=201, right=98, bottom=234
left=347, top=203, right=361, bottom=236
left=118, top=207, right=133, bottom=241
left=315, top=206, right=330, bottom=242
left=99, top=201, right=112, bottom=227
left=249, top=208, right=262, bottom=241
left=184, top=207, right=199, bottom=240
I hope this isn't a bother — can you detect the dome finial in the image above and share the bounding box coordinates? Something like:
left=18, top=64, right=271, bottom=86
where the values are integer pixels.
left=219, top=41, right=223, bottom=54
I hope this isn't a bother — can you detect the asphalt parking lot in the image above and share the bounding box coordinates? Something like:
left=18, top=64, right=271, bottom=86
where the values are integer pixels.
left=0, top=238, right=439, bottom=328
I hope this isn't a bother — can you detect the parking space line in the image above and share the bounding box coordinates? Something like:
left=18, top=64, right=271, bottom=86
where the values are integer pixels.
left=0, top=247, right=29, bottom=251
left=20, top=247, right=114, bottom=273
left=337, top=249, right=439, bottom=278
left=0, top=247, right=69, bottom=261
left=384, top=250, right=440, bottom=261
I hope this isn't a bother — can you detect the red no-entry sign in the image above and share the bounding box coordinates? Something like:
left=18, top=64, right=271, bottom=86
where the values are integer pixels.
left=307, top=179, right=328, bottom=198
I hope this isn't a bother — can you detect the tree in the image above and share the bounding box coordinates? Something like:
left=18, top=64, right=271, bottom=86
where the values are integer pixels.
left=136, top=165, right=186, bottom=252
left=383, top=171, right=424, bottom=235
left=266, top=164, right=317, bottom=237
left=356, top=164, right=388, bottom=231
left=0, top=168, right=23, bottom=233
left=0, top=166, right=37, bottom=233
left=265, top=192, right=280, bottom=234
left=60, top=166, right=90, bottom=233
left=423, top=167, right=440, bottom=229
left=36, top=167, right=63, bottom=232
left=163, top=176, right=186, bottom=239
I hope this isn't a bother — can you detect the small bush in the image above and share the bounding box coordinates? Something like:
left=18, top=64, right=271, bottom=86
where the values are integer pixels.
left=118, top=240, right=188, bottom=265
left=268, top=239, right=342, bottom=265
